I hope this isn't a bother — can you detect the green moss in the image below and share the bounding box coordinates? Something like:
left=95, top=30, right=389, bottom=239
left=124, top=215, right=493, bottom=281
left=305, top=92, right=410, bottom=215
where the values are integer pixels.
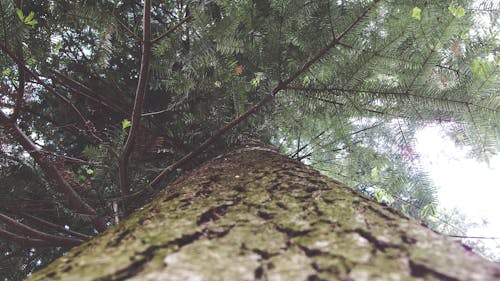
left=27, top=147, right=500, bottom=281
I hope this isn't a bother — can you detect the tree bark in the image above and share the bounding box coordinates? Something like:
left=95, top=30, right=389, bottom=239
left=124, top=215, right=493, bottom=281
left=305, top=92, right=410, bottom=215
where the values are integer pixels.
left=26, top=146, right=500, bottom=281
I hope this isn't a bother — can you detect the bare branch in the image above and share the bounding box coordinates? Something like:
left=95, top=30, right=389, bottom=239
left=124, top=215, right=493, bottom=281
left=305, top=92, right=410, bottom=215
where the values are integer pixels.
left=0, top=44, right=102, bottom=143
left=446, top=235, right=500, bottom=240
left=51, top=70, right=129, bottom=117
left=11, top=50, right=25, bottom=122
left=21, top=213, right=92, bottom=240
left=0, top=111, right=107, bottom=232
left=0, top=228, right=53, bottom=248
left=119, top=0, right=152, bottom=198
left=152, top=14, right=193, bottom=44
left=0, top=213, right=84, bottom=247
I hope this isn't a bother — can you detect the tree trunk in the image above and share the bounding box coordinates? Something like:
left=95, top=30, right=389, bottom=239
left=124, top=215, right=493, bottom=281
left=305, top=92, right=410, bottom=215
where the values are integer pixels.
left=26, top=146, right=500, bottom=281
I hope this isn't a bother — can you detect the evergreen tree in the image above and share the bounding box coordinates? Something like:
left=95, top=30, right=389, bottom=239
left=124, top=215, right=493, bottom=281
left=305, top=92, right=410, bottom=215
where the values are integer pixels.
left=0, top=0, right=498, bottom=279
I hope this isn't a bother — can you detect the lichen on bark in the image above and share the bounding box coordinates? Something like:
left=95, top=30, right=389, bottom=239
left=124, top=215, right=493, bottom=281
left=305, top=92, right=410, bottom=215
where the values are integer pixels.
left=27, top=146, right=500, bottom=281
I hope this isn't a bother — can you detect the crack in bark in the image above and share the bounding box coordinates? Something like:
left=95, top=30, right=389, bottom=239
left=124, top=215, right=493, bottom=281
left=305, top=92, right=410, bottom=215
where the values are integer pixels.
left=206, top=225, right=234, bottom=240
left=96, top=231, right=204, bottom=281
left=252, top=248, right=279, bottom=260
left=106, top=229, right=132, bottom=247
left=351, top=228, right=402, bottom=252
left=162, top=192, right=180, bottom=202
left=257, top=210, right=275, bottom=220
left=409, top=260, right=459, bottom=281
left=275, top=225, right=312, bottom=238
left=298, top=244, right=329, bottom=257
left=306, top=274, right=328, bottom=281
left=196, top=200, right=239, bottom=225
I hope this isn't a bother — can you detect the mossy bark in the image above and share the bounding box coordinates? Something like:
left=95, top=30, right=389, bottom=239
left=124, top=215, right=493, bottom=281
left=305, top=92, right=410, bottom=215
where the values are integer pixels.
left=27, top=146, right=500, bottom=281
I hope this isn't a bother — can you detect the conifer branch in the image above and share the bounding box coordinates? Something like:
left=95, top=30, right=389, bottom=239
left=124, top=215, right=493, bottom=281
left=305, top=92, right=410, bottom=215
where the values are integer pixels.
left=150, top=0, right=380, bottom=186
left=113, top=10, right=142, bottom=41
left=119, top=0, right=152, bottom=199
left=0, top=1, right=9, bottom=48
left=0, top=111, right=107, bottom=232
left=11, top=49, right=25, bottom=122
left=51, top=70, right=129, bottom=117
left=0, top=228, right=54, bottom=248
left=0, top=213, right=84, bottom=247
left=152, top=14, right=193, bottom=44
left=286, top=86, right=499, bottom=113
left=21, top=213, right=92, bottom=240
left=0, top=44, right=103, bottom=144
left=446, top=235, right=500, bottom=240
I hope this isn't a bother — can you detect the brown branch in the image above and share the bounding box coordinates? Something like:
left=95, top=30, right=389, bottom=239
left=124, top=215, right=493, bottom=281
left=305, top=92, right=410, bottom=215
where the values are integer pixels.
left=0, top=249, right=23, bottom=263
left=0, top=111, right=107, bottom=232
left=112, top=10, right=142, bottom=41
left=11, top=51, right=25, bottom=122
left=0, top=213, right=84, bottom=247
left=286, top=86, right=499, bottom=113
left=119, top=0, right=152, bottom=198
left=0, top=228, right=54, bottom=248
left=447, top=235, right=500, bottom=240
left=150, top=0, right=381, bottom=186
left=152, top=14, right=193, bottom=44
left=50, top=70, right=129, bottom=118
left=10, top=0, right=25, bottom=122
left=0, top=44, right=102, bottom=144
left=21, top=213, right=92, bottom=240
left=0, top=1, right=8, bottom=48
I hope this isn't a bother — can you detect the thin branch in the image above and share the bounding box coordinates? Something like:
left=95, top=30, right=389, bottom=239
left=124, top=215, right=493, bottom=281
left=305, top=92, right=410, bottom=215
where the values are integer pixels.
left=141, top=107, right=170, bottom=117
left=0, top=3, right=7, bottom=47
left=9, top=0, right=25, bottom=122
left=152, top=14, right=193, bottom=44
left=0, top=44, right=102, bottom=143
left=446, top=235, right=500, bottom=240
left=0, top=228, right=53, bottom=248
left=51, top=70, right=129, bottom=117
left=0, top=111, right=107, bottom=232
left=11, top=50, right=25, bottom=122
left=286, top=86, right=499, bottom=113
left=119, top=0, right=152, bottom=198
left=0, top=213, right=83, bottom=247
left=0, top=249, right=23, bottom=263
left=290, top=131, right=327, bottom=158
left=21, top=213, right=92, bottom=240
left=113, top=9, right=142, bottom=41
left=150, top=0, right=381, bottom=186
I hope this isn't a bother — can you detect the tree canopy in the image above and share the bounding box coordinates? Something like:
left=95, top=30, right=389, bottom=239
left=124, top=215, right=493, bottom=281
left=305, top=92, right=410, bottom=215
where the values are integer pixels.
left=0, top=0, right=498, bottom=279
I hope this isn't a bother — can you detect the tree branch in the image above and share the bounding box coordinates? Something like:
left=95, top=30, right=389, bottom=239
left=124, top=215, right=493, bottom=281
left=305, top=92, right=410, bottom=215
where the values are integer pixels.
left=0, top=111, right=107, bottom=232
left=11, top=50, right=25, bottom=122
left=21, top=213, right=92, bottom=240
left=51, top=70, right=129, bottom=117
left=119, top=0, right=152, bottom=199
left=0, top=44, right=102, bottom=144
left=150, top=0, right=381, bottom=186
left=285, top=86, right=499, bottom=113
left=0, top=213, right=84, bottom=247
left=0, top=228, right=54, bottom=248
left=152, top=14, right=193, bottom=44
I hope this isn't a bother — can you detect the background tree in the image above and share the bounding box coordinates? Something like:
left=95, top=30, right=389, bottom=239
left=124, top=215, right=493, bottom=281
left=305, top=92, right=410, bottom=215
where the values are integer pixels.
left=0, top=0, right=498, bottom=279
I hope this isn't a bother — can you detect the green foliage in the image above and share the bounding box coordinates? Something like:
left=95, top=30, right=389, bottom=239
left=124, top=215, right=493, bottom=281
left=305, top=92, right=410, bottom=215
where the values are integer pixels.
left=15, top=9, right=38, bottom=26
left=412, top=7, right=422, bottom=21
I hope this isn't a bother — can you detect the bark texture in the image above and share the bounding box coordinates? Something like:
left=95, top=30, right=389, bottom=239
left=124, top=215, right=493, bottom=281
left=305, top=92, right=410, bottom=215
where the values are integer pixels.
left=27, top=146, right=500, bottom=281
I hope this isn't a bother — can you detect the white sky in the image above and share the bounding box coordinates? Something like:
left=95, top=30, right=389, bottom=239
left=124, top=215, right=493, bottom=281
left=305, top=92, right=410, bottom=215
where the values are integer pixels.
left=416, top=125, right=500, bottom=257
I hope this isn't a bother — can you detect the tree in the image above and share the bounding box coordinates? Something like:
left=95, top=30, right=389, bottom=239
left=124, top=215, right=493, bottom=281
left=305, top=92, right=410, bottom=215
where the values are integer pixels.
left=24, top=146, right=500, bottom=280
left=0, top=0, right=498, bottom=279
